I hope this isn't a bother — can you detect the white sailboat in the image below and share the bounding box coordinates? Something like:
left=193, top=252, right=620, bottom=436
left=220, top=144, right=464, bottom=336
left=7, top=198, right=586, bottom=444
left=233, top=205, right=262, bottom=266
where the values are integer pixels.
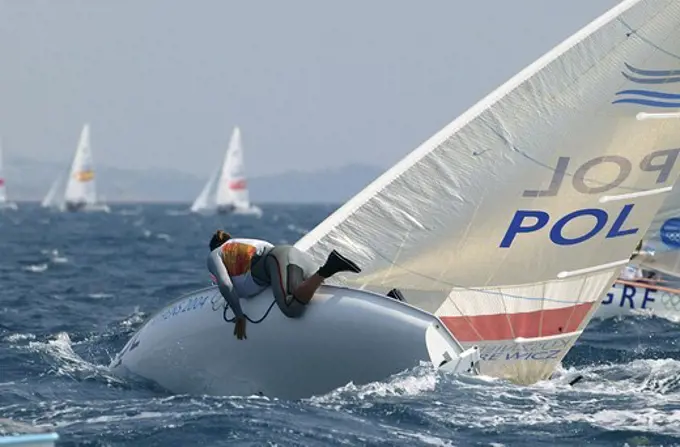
left=190, top=166, right=219, bottom=213
left=111, top=0, right=680, bottom=398
left=190, top=127, right=262, bottom=217
left=42, top=124, right=109, bottom=213
left=294, top=0, right=680, bottom=385
left=0, top=139, right=18, bottom=211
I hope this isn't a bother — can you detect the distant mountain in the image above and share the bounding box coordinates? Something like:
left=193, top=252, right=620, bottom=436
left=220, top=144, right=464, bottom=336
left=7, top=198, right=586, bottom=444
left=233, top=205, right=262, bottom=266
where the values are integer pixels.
left=3, top=156, right=384, bottom=204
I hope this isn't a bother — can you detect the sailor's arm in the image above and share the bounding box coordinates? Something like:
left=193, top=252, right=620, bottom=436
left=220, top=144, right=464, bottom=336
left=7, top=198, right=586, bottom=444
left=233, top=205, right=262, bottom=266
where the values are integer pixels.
left=207, top=250, right=245, bottom=319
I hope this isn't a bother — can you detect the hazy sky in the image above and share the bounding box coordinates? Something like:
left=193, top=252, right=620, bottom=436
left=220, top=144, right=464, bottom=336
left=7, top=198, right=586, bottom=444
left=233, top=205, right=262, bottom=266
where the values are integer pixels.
left=0, top=0, right=620, bottom=178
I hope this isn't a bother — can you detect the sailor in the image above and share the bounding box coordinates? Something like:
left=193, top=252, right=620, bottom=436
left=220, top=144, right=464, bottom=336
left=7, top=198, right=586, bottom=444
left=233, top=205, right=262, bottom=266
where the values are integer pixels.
left=631, top=239, right=656, bottom=260
left=206, top=230, right=362, bottom=340
left=620, top=264, right=644, bottom=281
left=620, top=240, right=657, bottom=281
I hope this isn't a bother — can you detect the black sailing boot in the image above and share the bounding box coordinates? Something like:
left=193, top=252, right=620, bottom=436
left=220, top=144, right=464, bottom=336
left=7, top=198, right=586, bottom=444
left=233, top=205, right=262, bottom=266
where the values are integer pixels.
left=386, top=288, right=407, bottom=302
left=317, top=250, right=362, bottom=278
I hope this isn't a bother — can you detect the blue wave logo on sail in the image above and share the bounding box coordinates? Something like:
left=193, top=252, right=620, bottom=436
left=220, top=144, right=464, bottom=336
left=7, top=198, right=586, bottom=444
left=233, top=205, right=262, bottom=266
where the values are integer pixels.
left=612, top=63, right=680, bottom=108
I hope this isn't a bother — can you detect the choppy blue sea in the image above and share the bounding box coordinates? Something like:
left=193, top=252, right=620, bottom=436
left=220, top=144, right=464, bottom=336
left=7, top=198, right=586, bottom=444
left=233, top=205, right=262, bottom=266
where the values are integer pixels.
left=1, top=203, right=680, bottom=446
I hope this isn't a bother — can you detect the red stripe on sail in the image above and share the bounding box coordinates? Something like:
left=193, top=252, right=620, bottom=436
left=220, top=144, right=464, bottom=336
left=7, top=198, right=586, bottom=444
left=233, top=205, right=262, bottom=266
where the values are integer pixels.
left=0, top=178, right=4, bottom=186
left=440, top=302, right=594, bottom=342
left=229, top=179, right=246, bottom=190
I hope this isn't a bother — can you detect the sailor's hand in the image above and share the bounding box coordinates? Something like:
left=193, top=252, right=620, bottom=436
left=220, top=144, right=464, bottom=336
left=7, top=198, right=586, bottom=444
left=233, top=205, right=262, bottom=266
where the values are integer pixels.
left=234, top=316, right=247, bottom=340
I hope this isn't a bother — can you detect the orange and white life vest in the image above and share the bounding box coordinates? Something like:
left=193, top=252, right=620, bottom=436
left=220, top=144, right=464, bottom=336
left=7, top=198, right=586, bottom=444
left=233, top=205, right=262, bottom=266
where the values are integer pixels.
left=218, top=238, right=274, bottom=296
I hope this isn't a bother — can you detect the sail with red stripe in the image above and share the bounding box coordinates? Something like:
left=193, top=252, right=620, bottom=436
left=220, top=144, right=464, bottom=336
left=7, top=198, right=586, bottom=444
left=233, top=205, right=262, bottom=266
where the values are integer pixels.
left=216, top=127, right=256, bottom=211
left=191, top=127, right=261, bottom=216
left=229, top=179, right=247, bottom=191
left=295, top=0, right=680, bottom=384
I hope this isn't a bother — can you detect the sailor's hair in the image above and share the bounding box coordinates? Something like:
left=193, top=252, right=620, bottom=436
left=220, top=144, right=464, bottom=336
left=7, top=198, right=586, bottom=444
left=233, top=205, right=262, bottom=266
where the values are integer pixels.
left=209, top=230, right=231, bottom=251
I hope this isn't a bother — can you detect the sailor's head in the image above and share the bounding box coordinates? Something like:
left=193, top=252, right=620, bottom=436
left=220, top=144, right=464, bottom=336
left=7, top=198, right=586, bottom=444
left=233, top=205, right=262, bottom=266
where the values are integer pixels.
left=209, top=230, right=231, bottom=251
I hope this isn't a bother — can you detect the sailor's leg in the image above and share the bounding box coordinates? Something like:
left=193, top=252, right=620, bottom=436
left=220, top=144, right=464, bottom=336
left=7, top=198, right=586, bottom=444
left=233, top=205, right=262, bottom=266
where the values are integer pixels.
left=263, top=246, right=317, bottom=318
left=290, top=275, right=324, bottom=304
left=262, top=246, right=362, bottom=317
left=293, top=249, right=362, bottom=303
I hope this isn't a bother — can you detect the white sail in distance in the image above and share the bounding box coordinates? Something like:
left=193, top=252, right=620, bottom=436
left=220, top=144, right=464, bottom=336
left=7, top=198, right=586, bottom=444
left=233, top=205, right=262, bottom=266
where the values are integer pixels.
left=53, top=124, right=110, bottom=212
left=41, top=174, right=65, bottom=209
left=191, top=166, right=219, bottom=213
left=191, top=127, right=262, bottom=216
left=217, top=127, right=250, bottom=209
left=0, top=139, right=18, bottom=210
left=295, top=0, right=680, bottom=385
left=64, top=124, right=97, bottom=207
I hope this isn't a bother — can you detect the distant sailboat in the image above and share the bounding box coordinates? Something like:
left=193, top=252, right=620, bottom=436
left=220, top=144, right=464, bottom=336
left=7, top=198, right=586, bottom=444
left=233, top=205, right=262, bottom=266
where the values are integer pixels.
left=0, top=139, right=18, bottom=211
left=41, top=173, right=65, bottom=209
left=191, top=127, right=262, bottom=217
left=43, top=124, right=110, bottom=213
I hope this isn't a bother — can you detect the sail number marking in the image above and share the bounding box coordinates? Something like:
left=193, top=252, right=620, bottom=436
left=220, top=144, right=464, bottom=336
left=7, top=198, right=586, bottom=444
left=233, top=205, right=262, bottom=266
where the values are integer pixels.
left=602, top=284, right=656, bottom=309
left=160, top=295, right=210, bottom=321
left=500, top=148, right=680, bottom=248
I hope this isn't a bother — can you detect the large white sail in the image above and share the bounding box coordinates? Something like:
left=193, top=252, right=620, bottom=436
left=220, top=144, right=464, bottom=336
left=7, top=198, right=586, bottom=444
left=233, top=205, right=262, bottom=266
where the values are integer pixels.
left=0, top=139, right=18, bottom=210
left=295, top=0, right=680, bottom=385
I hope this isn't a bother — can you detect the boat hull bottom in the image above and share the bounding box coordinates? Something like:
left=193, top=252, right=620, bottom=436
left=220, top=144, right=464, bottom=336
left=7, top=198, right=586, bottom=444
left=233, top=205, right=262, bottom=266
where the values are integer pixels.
left=109, top=285, right=479, bottom=399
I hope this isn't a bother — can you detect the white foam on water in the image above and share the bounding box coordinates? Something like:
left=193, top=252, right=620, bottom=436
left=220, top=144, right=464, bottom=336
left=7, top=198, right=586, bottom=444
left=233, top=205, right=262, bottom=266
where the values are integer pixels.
left=87, top=293, right=113, bottom=299
left=4, top=333, right=36, bottom=342
left=565, top=408, right=680, bottom=436
left=286, top=224, right=309, bottom=235
left=24, top=263, right=48, bottom=273
left=309, top=362, right=439, bottom=405
left=25, top=332, right=124, bottom=385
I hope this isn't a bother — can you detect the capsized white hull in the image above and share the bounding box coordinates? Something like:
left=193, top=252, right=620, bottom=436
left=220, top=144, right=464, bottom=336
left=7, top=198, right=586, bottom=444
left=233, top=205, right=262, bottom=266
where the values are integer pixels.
left=593, top=279, right=680, bottom=320
left=109, top=285, right=480, bottom=399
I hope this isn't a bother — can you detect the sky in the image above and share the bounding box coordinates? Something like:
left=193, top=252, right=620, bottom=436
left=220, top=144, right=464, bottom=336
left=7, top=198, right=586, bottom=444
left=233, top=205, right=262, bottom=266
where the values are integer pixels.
left=0, top=0, right=621, bottom=178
